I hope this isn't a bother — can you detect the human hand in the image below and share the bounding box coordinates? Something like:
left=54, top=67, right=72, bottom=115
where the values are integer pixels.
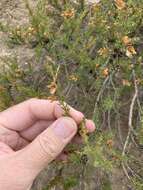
left=0, top=98, right=95, bottom=190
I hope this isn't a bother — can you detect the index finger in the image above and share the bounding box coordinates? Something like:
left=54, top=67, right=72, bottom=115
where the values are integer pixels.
left=0, top=98, right=84, bottom=131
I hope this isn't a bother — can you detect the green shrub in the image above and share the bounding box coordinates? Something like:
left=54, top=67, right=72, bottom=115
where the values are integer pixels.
left=0, top=0, right=143, bottom=189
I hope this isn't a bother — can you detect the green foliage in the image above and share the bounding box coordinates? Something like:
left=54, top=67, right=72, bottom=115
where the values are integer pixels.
left=136, top=111, right=143, bottom=146
left=0, top=22, right=9, bottom=32
left=83, top=131, right=121, bottom=171
left=0, top=0, right=143, bottom=189
left=63, top=176, right=79, bottom=190
left=132, top=177, right=143, bottom=190
left=101, top=176, right=112, bottom=190
left=103, top=96, right=114, bottom=111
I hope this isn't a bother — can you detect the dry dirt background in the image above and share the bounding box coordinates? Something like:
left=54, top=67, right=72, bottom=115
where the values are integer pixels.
left=0, top=1, right=136, bottom=190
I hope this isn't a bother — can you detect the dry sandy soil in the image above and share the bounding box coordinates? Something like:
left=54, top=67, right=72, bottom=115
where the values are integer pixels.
left=0, top=1, right=136, bottom=190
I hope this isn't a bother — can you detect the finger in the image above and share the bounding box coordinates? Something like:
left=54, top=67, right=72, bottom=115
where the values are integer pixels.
left=0, top=99, right=55, bottom=131
left=56, top=153, right=68, bottom=162
left=15, top=117, right=77, bottom=176
left=85, top=119, right=96, bottom=133
left=20, top=120, right=54, bottom=141
left=19, top=118, right=95, bottom=148
left=0, top=142, right=14, bottom=157
left=0, top=99, right=84, bottom=131
left=0, top=125, right=29, bottom=151
left=55, top=102, right=84, bottom=124
left=19, top=118, right=95, bottom=143
left=13, top=136, right=29, bottom=151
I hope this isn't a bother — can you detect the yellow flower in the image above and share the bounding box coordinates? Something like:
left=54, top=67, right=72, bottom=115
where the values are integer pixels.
left=47, top=96, right=58, bottom=102
left=16, top=25, right=20, bottom=30
left=126, top=46, right=137, bottom=58
left=28, top=33, right=32, bottom=37
left=122, top=36, right=132, bottom=46
left=98, top=47, right=109, bottom=57
left=102, top=68, right=109, bottom=77
left=0, top=85, right=5, bottom=91
left=47, top=82, right=57, bottom=95
left=61, top=8, right=75, bottom=19
left=28, top=27, right=33, bottom=32
left=16, top=30, right=21, bottom=36
left=122, top=79, right=131, bottom=86
left=27, top=26, right=36, bottom=35
left=95, top=63, right=100, bottom=68
left=91, top=3, right=101, bottom=12
left=135, top=78, right=142, bottom=85
left=69, top=74, right=78, bottom=82
left=106, top=139, right=113, bottom=148
left=44, top=32, right=48, bottom=38
left=114, top=0, right=126, bottom=10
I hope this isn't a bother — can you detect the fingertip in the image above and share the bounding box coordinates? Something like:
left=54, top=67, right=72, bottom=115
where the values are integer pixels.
left=69, top=107, right=84, bottom=124
left=53, top=117, right=78, bottom=140
left=56, top=153, right=68, bottom=162
left=85, top=119, right=96, bottom=133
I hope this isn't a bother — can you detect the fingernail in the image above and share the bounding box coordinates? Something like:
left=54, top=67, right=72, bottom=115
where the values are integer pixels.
left=54, top=117, right=77, bottom=139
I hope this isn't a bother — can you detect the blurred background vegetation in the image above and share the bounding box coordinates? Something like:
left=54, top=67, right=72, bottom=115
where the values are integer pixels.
left=0, top=0, right=143, bottom=189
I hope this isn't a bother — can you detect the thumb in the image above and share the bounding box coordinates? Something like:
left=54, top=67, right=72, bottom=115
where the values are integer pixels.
left=17, top=117, right=77, bottom=175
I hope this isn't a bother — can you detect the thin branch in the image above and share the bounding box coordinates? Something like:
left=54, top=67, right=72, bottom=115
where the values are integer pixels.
left=117, top=117, right=124, bottom=147
left=122, top=163, right=131, bottom=180
left=92, top=76, right=109, bottom=118
left=107, top=110, right=112, bottom=132
left=122, top=70, right=138, bottom=156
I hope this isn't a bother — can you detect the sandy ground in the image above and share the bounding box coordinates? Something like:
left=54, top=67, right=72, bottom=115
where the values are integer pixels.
left=0, top=0, right=35, bottom=66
